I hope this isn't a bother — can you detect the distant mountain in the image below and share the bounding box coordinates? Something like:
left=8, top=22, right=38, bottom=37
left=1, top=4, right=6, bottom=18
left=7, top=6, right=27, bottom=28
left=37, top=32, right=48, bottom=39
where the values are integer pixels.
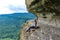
left=0, top=13, right=35, bottom=19
left=0, top=13, right=36, bottom=40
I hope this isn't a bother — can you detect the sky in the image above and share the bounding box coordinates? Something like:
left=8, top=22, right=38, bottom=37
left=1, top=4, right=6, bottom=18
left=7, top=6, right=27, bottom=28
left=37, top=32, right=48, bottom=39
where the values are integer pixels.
left=0, top=0, right=28, bottom=14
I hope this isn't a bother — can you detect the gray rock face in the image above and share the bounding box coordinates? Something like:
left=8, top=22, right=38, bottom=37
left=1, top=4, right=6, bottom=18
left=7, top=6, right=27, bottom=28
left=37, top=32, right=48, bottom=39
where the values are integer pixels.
left=20, top=0, right=60, bottom=40
left=28, top=24, right=60, bottom=40
left=20, top=19, right=60, bottom=40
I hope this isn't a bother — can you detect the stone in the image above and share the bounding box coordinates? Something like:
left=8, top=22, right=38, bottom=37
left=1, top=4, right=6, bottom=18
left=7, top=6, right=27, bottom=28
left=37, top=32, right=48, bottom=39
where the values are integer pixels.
left=20, top=0, right=60, bottom=40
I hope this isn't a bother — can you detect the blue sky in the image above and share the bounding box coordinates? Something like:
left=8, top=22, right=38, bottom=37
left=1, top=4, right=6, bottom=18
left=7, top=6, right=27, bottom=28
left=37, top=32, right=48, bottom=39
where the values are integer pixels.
left=0, top=0, right=28, bottom=14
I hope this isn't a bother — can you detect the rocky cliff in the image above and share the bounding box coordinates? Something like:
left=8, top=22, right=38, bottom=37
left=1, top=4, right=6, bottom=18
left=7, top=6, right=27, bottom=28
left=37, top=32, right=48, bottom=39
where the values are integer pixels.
left=20, top=17, right=60, bottom=40
left=20, top=0, right=60, bottom=40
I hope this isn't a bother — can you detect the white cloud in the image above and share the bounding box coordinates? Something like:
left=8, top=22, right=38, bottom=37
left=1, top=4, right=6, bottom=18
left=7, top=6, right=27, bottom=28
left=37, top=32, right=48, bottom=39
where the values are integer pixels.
left=0, top=0, right=27, bottom=14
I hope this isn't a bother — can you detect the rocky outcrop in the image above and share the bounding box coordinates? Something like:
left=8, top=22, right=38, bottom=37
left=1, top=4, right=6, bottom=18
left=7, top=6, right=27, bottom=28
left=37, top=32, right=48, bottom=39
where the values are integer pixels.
left=25, top=0, right=60, bottom=17
left=20, top=17, right=60, bottom=40
left=20, top=0, right=60, bottom=40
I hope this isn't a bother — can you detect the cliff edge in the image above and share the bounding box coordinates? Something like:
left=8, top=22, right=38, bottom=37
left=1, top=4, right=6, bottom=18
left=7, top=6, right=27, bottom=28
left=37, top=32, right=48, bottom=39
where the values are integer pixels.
left=20, top=17, right=60, bottom=40
left=20, top=0, right=60, bottom=40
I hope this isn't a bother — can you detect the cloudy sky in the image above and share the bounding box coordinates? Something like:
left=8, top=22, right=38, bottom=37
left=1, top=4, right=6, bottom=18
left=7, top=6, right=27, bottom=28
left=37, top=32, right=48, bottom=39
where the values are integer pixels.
left=0, top=0, right=28, bottom=14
